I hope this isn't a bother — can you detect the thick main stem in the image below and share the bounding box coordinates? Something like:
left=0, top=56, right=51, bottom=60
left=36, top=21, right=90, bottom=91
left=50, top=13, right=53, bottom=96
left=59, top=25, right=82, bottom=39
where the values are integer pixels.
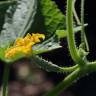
left=67, top=0, right=85, bottom=65
left=2, top=64, right=10, bottom=96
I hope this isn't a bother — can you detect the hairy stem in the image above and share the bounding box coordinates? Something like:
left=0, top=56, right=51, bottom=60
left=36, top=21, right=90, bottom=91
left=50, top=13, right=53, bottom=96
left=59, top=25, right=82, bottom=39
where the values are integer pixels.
left=2, top=64, right=10, bottom=96
left=81, top=0, right=89, bottom=51
left=73, top=0, right=81, bottom=25
left=67, top=0, right=85, bottom=65
left=31, top=55, right=79, bottom=73
left=61, top=64, right=78, bottom=73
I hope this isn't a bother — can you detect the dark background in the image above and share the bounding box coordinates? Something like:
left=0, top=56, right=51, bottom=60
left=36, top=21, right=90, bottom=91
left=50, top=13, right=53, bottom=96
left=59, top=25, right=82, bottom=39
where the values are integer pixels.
left=0, top=0, right=96, bottom=96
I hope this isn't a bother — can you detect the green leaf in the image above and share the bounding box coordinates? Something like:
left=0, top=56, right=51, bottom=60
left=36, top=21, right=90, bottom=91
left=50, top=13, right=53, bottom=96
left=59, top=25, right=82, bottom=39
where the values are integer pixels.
left=0, top=0, right=37, bottom=47
left=56, top=24, right=88, bottom=39
left=32, top=35, right=61, bottom=54
left=39, top=0, right=66, bottom=37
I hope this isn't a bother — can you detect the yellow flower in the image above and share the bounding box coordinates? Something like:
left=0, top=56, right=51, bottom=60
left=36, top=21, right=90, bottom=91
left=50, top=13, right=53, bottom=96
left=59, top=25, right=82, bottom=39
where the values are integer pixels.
left=5, top=33, right=45, bottom=59
left=31, top=33, right=45, bottom=43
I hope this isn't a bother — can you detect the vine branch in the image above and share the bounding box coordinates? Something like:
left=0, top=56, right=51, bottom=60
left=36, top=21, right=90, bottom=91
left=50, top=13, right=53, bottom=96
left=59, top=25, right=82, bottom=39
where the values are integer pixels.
left=66, top=0, right=85, bottom=65
left=81, top=0, right=89, bottom=51
left=73, top=0, right=81, bottom=25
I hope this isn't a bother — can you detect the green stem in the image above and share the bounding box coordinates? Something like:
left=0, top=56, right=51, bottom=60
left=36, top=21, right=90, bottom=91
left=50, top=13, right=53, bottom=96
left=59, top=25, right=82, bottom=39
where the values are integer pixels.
left=61, top=64, right=78, bottom=73
left=80, top=62, right=96, bottom=75
left=44, top=61, right=96, bottom=96
left=67, top=0, right=85, bottom=65
left=44, top=68, right=83, bottom=96
left=81, top=0, right=85, bottom=42
left=43, top=0, right=90, bottom=96
left=81, top=0, right=89, bottom=51
left=2, top=64, right=10, bottom=96
left=73, top=0, right=81, bottom=25
left=87, top=61, right=96, bottom=72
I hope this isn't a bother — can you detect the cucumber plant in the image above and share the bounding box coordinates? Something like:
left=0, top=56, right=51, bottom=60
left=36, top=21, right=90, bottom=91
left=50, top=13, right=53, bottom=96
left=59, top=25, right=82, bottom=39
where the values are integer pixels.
left=0, top=0, right=95, bottom=96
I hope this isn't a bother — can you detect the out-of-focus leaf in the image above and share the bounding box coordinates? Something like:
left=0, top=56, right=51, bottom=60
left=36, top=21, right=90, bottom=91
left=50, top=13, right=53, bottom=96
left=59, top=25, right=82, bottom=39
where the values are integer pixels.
left=39, top=0, right=66, bottom=37
left=0, top=0, right=37, bottom=47
left=0, top=0, right=16, bottom=10
left=0, top=0, right=16, bottom=31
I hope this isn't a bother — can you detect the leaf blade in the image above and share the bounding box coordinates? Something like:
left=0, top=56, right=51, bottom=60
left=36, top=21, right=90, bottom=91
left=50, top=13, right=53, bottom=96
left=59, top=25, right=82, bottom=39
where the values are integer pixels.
left=39, top=0, right=66, bottom=37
